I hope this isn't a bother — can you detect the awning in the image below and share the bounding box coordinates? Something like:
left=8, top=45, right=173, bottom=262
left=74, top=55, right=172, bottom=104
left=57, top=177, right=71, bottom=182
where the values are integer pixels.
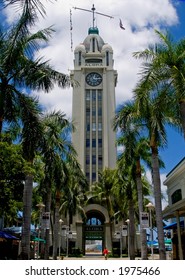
left=0, top=231, right=19, bottom=240
left=31, top=237, right=46, bottom=243
left=163, top=220, right=184, bottom=229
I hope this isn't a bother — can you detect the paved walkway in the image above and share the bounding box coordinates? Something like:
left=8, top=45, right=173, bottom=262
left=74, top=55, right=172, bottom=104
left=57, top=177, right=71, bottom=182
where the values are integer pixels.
left=58, top=253, right=161, bottom=260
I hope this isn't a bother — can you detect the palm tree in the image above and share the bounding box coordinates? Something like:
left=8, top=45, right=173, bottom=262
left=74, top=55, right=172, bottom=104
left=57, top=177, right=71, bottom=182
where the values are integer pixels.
left=114, top=101, right=151, bottom=259
left=133, top=30, right=185, bottom=138
left=86, top=168, right=116, bottom=252
left=0, top=2, right=70, bottom=258
left=38, top=110, right=76, bottom=260
left=0, top=3, right=70, bottom=135
left=113, top=161, right=137, bottom=260
left=132, top=83, right=173, bottom=260
left=59, top=163, right=88, bottom=227
left=2, top=0, right=52, bottom=19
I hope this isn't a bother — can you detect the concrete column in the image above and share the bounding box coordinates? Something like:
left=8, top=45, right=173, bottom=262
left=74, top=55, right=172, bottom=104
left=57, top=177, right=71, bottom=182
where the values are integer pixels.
left=175, top=211, right=183, bottom=260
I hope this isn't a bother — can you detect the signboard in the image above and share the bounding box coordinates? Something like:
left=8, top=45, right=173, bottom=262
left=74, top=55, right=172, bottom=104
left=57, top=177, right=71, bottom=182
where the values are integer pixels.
left=42, top=212, right=50, bottom=229
left=122, top=225, right=128, bottom=236
left=84, top=226, right=103, bottom=232
left=115, top=231, right=121, bottom=239
left=140, top=212, right=149, bottom=228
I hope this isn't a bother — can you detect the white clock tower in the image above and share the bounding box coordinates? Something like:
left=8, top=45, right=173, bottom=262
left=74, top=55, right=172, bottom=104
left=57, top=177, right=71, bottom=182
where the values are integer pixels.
left=71, top=25, right=117, bottom=185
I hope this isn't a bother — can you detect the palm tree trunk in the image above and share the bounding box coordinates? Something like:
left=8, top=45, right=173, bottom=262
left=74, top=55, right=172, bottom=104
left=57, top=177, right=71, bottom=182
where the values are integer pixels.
left=151, top=146, right=166, bottom=260
left=44, top=181, right=51, bottom=260
left=136, top=159, right=148, bottom=259
left=53, top=191, right=60, bottom=260
left=21, top=174, right=34, bottom=259
left=128, top=198, right=135, bottom=260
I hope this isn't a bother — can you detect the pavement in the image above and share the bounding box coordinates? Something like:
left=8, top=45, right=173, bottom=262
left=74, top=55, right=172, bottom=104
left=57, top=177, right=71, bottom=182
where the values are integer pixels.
left=57, top=253, right=161, bottom=260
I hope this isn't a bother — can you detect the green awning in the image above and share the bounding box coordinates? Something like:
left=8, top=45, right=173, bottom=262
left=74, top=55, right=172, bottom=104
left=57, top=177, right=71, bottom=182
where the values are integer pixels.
left=31, top=237, right=46, bottom=243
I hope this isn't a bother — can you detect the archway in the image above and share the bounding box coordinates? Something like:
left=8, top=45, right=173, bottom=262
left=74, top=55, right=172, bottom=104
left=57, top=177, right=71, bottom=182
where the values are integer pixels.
left=83, top=210, right=105, bottom=255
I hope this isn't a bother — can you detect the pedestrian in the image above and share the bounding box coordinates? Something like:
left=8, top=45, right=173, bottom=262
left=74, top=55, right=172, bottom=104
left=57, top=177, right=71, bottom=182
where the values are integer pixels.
left=103, top=247, right=109, bottom=260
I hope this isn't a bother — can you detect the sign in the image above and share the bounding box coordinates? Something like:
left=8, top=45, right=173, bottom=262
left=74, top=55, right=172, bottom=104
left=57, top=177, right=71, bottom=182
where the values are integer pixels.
left=115, top=231, right=121, bottom=239
left=141, top=212, right=149, bottom=228
left=42, top=212, right=50, bottom=229
left=84, top=226, right=103, bottom=232
left=122, top=225, right=128, bottom=236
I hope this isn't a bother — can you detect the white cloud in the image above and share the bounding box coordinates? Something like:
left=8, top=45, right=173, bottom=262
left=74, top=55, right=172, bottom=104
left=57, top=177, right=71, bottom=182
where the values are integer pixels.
left=3, top=0, right=178, bottom=119
left=145, top=170, right=168, bottom=210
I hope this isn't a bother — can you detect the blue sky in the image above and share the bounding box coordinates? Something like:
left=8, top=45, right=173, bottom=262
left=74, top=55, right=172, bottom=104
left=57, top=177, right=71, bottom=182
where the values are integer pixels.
left=158, top=1, right=185, bottom=175
left=1, top=0, right=185, bottom=206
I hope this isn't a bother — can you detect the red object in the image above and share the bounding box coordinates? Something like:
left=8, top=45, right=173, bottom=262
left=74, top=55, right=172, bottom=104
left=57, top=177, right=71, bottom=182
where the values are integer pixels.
left=103, top=248, right=108, bottom=255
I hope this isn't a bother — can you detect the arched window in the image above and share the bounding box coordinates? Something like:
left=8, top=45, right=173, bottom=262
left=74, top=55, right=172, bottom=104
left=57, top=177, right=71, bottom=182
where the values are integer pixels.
left=86, top=217, right=102, bottom=225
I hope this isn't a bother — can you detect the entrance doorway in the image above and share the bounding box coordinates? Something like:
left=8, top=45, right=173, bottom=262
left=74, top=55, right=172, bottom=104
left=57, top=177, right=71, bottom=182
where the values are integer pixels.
left=83, top=210, right=105, bottom=255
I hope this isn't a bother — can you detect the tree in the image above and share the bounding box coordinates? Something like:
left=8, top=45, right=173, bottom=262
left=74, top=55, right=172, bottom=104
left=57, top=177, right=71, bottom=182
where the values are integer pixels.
left=0, top=1, right=70, bottom=259
left=0, top=139, right=25, bottom=227
left=86, top=168, right=116, bottom=252
left=132, top=83, right=172, bottom=260
left=114, top=101, right=151, bottom=259
left=0, top=19, right=70, bottom=134
left=113, top=161, right=137, bottom=260
left=59, top=161, right=88, bottom=227
left=133, top=30, right=185, bottom=138
left=37, top=110, right=78, bottom=259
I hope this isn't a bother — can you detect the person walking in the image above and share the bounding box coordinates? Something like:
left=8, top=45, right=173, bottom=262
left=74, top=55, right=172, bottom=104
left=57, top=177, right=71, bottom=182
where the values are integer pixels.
left=103, top=247, right=109, bottom=260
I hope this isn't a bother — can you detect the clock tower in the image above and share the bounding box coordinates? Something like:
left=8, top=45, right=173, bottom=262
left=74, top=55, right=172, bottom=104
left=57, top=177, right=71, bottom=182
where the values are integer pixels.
left=71, top=26, right=117, bottom=185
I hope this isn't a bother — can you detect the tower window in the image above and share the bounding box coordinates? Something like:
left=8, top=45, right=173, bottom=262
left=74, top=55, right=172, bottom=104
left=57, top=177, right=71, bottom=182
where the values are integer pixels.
left=86, top=91, right=90, bottom=100
left=92, top=123, right=96, bottom=131
left=86, top=107, right=90, bottom=116
left=86, top=123, right=90, bottom=131
left=92, top=172, right=96, bottom=182
left=98, top=139, right=102, bottom=147
left=98, top=123, right=102, bottom=131
left=106, top=51, right=109, bottom=66
left=98, top=108, right=102, bottom=116
left=92, top=139, right=96, bottom=147
left=92, top=38, right=95, bottom=52
left=79, top=51, right=82, bottom=66
left=92, top=155, right=96, bottom=164
left=86, top=155, right=90, bottom=164
left=98, top=155, right=102, bottom=165
left=92, top=90, right=96, bottom=100
left=86, top=139, right=90, bottom=147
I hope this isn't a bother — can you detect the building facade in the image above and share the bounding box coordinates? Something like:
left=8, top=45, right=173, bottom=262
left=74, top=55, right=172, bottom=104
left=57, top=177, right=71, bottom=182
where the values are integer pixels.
left=163, top=157, right=185, bottom=259
left=71, top=27, right=117, bottom=185
left=69, top=26, right=119, bottom=254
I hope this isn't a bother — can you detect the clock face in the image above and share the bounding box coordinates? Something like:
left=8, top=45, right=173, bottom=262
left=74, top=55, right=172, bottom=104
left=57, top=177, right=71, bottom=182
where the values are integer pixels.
left=86, top=72, right=102, bottom=86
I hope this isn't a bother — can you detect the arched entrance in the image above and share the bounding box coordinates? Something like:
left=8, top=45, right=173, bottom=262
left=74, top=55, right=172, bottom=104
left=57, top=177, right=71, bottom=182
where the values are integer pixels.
left=83, top=210, right=105, bottom=255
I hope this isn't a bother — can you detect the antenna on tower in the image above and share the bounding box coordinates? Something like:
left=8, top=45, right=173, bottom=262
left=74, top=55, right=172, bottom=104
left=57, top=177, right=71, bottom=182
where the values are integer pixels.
left=73, top=4, right=114, bottom=28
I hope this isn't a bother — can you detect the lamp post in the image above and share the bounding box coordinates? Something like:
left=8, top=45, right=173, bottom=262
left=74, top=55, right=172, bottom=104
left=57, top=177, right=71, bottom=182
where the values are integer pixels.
left=120, top=226, right=122, bottom=258
left=66, top=226, right=69, bottom=257
left=36, top=202, right=45, bottom=259
left=146, top=202, right=155, bottom=260
left=125, top=219, right=130, bottom=259
left=58, top=219, right=63, bottom=259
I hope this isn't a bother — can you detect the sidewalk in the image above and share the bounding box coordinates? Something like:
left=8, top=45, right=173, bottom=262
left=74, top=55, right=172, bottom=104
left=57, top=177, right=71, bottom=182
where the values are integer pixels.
left=57, top=254, right=160, bottom=260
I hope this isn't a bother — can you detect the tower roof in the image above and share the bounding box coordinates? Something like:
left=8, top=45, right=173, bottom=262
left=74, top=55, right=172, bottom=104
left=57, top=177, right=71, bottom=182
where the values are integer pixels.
left=88, top=27, right=99, bottom=35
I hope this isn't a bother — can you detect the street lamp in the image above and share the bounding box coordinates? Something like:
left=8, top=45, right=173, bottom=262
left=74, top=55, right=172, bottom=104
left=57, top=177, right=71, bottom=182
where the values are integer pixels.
left=120, top=225, right=123, bottom=258
left=146, top=202, right=155, bottom=260
left=58, top=219, right=63, bottom=259
left=125, top=219, right=130, bottom=259
left=65, top=226, right=69, bottom=257
left=36, top=202, right=45, bottom=259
